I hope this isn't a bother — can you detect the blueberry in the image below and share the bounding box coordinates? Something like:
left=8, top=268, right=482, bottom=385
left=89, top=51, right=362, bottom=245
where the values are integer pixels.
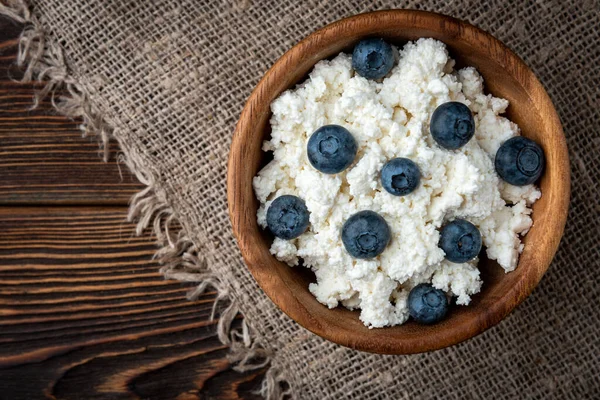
left=381, top=158, right=421, bottom=196
left=495, top=136, right=545, bottom=186
left=439, top=219, right=482, bottom=263
left=266, top=195, right=309, bottom=240
left=352, top=38, right=395, bottom=80
left=342, top=210, right=390, bottom=259
left=430, top=102, right=475, bottom=150
left=408, top=283, right=449, bottom=324
left=307, top=125, right=357, bottom=174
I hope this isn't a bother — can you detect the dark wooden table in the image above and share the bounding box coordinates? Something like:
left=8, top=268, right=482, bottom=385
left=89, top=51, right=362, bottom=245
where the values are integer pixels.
left=0, top=17, right=263, bottom=400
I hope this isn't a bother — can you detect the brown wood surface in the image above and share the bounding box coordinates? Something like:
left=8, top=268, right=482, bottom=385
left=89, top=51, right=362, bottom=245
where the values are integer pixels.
left=0, top=16, right=258, bottom=400
left=0, top=17, right=143, bottom=205
left=228, top=10, right=570, bottom=354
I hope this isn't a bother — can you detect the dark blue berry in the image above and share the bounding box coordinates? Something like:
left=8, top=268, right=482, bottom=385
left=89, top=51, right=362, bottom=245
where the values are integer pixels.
left=307, top=125, right=357, bottom=174
left=495, top=136, right=545, bottom=186
left=439, top=219, right=482, bottom=263
left=408, top=283, right=449, bottom=324
left=380, top=158, right=421, bottom=196
left=342, top=210, right=390, bottom=259
left=352, top=38, right=395, bottom=80
left=266, top=195, right=309, bottom=240
left=430, top=102, right=475, bottom=150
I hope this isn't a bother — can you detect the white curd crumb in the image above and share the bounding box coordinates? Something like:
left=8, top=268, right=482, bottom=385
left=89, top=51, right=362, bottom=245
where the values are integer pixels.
left=431, top=261, right=482, bottom=305
left=253, top=38, right=539, bottom=328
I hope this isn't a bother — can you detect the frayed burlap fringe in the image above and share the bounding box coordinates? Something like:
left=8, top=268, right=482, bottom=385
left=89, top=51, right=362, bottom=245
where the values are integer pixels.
left=0, top=0, right=111, bottom=161
left=126, top=173, right=277, bottom=388
left=0, top=1, right=287, bottom=398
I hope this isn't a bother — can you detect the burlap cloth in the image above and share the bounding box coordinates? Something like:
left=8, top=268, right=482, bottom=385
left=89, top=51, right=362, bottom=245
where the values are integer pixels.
left=2, top=0, right=598, bottom=398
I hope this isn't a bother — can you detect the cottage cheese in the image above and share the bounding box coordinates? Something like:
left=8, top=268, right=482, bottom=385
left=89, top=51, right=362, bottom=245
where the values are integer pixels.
left=253, top=38, right=541, bottom=328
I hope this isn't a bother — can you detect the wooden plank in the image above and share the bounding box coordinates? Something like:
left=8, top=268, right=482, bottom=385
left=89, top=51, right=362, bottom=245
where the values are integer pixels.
left=0, top=207, right=263, bottom=399
left=0, top=15, right=143, bottom=205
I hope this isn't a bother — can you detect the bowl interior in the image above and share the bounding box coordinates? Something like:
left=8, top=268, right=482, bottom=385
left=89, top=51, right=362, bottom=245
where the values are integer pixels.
left=228, top=10, right=569, bottom=354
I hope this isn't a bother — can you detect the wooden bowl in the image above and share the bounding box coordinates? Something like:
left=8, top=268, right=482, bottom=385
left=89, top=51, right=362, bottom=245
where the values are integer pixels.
left=227, top=10, right=570, bottom=354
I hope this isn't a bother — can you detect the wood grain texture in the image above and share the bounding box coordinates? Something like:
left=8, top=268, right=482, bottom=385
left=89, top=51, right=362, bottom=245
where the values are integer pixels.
left=228, top=10, right=570, bottom=354
left=0, top=16, right=254, bottom=399
left=0, top=15, right=144, bottom=205
left=0, top=207, right=263, bottom=400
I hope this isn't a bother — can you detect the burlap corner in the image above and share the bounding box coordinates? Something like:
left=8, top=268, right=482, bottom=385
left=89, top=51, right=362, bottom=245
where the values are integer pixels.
left=1, top=0, right=598, bottom=399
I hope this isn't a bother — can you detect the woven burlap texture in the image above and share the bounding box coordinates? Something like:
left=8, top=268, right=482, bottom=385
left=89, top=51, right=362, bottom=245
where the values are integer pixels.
left=3, top=0, right=598, bottom=398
